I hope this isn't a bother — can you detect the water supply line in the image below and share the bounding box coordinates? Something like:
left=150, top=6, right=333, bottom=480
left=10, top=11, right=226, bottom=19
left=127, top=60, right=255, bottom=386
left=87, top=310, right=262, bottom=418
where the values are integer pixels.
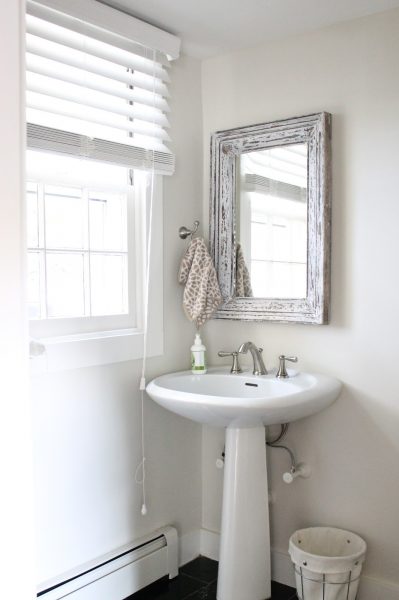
left=217, top=424, right=310, bottom=488
left=266, top=424, right=311, bottom=483
left=266, top=424, right=297, bottom=471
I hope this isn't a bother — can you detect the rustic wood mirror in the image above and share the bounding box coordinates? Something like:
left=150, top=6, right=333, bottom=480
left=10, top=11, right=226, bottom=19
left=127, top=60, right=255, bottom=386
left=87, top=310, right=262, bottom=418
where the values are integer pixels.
left=210, top=112, right=332, bottom=324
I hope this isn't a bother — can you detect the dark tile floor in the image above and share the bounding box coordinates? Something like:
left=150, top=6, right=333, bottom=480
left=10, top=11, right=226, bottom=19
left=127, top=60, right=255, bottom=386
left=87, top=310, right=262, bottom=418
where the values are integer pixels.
left=126, top=556, right=297, bottom=600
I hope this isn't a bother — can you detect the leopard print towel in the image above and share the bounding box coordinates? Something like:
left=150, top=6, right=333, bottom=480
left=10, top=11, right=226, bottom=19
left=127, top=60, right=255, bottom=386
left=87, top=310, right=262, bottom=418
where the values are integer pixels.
left=235, top=243, right=253, bottom=297
left=178, top=237, right=222, bottom=327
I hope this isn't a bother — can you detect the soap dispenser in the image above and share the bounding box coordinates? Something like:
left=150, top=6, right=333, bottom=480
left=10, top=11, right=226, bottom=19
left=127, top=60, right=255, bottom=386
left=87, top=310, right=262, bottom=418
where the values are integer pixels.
left=191, top=332, right=207, bottom=374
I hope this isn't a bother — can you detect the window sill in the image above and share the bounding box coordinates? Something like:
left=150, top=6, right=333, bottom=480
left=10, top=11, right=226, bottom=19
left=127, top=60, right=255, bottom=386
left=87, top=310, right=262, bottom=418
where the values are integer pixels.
left=30, top=328, right=163, bottom=374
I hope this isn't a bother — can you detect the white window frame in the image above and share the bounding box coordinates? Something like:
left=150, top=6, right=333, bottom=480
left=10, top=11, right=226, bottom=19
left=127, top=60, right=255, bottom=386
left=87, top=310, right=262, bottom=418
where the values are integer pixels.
left=30, top=174, right=164, bottom=373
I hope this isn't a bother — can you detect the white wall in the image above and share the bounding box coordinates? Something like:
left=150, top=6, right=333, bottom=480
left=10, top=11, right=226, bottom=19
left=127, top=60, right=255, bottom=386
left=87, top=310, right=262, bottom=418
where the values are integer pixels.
left=201, top=8, right=399, bottom=588
left=0, top=1, right=36, bottom=599
left=31, top=53, right=204, bottom=584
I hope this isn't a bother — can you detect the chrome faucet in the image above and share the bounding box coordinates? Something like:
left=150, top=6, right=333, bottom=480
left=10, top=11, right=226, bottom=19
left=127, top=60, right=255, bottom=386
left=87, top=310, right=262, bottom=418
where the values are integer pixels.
left=238, top=341, right=267, bottom=375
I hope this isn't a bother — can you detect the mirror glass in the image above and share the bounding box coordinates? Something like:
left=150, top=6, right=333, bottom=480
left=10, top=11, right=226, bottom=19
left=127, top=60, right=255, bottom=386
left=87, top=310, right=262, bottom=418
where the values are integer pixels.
left=236, top=143, right=308, bottom=299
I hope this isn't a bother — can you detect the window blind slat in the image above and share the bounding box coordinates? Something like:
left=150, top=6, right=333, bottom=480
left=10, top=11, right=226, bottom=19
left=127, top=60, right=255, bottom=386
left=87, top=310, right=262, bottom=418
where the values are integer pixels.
left=27, top=94, right=171, bottom=141
left=26, top=36, right=169, bottom=97
left=27, top=124, right=175, bottom=175
left=245, top=174, right=307, bottom=203
left=26, top=54, right=170, bottom=112
left=27, top=111, right=170, bottom=152
left=27, top=73, right=170, bottom=128
left=26, top=14, right=170, bottom=83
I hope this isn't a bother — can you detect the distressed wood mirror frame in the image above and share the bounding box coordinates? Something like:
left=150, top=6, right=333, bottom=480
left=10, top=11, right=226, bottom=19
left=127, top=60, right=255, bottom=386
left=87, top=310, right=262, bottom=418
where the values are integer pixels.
left=210, top=112, right=332, bottom=324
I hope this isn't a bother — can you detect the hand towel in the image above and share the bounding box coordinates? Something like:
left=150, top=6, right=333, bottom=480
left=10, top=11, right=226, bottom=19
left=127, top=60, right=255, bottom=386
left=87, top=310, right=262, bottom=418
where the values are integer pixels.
left=178, top=237, right=222, bottom=327
left=235, top=243, right=253, bottom=297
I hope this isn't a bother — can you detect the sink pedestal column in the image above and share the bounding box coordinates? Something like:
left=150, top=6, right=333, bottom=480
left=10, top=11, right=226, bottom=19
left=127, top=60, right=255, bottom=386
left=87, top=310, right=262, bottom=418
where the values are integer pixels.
left=217, top=425, right=271, bottom=600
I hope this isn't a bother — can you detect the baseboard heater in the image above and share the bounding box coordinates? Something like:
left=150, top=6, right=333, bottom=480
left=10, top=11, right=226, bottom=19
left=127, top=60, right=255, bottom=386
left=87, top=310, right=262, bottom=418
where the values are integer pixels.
left=37, top=526, right=178, bottom=600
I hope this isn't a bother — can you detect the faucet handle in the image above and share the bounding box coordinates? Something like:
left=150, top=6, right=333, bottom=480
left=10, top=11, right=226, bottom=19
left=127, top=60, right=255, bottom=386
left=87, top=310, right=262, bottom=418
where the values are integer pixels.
left=276, top=355, right=298, bottom=378
left=218, top=351, right=242, bottom=374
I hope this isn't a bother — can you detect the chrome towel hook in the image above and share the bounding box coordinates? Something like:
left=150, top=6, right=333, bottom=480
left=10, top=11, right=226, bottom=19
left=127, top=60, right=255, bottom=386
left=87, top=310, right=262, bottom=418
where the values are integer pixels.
left=179, top=220, right=200, bottom=240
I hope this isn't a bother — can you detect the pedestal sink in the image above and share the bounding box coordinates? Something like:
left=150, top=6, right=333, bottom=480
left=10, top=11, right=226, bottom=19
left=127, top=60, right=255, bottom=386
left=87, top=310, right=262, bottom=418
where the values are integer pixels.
left=147, top=368, right=341, bottom=600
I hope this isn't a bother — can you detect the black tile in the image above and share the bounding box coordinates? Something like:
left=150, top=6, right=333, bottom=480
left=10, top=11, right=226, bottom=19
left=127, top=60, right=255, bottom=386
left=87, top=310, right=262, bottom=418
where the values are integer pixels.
left=168, top=575, right=206, bottom=598
left=205, top=580, right=217, bottom=596
left=184, top=582, right=216, bottom=600
left=186, top=577, right=296, bottom=600
left=184, top=579, right=296, bottom=600
left=180, top=557, right=218, bottom=585
left=125, top=560, right=297, bottom=600
left=271, top=580, right=297, bottom=599
left=125, top=573, right=204, bottom=600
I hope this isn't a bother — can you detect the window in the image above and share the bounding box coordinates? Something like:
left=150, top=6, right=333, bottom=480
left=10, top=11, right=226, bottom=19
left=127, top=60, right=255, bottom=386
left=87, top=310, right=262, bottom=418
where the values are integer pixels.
left=26, top=0, right=179, bottom=369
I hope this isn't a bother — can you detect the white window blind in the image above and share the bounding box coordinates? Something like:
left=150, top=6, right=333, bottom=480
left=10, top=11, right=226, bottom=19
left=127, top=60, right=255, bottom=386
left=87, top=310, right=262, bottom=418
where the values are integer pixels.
left=26, top=0, right=180, bottom=174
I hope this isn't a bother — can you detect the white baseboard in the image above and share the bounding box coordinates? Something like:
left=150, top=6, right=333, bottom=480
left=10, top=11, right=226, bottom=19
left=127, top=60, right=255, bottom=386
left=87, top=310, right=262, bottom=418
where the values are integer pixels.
left=196, top=529, right=399, bottom=600
left=270, top=548, right=296, bottom=588
left=200, top=529, right=220, bottom=562
left=179, top=530, right=201, bottom=566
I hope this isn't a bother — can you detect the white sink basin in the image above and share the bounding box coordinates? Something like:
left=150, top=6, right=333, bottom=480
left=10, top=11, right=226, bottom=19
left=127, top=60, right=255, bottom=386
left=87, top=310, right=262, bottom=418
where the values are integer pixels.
left=146, top=367, right=341, bottom=428
left=147, top=366, right=341, bottom=600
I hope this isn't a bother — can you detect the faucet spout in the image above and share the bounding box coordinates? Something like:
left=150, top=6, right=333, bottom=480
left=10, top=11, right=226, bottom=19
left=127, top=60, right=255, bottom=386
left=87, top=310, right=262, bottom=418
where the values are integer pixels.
left=238, top=341, right=267, bottom=375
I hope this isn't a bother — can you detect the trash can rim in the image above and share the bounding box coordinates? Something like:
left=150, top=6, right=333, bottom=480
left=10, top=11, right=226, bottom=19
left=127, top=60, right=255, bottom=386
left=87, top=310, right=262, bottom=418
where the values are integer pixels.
left=289, top=526, right=367, bottom=563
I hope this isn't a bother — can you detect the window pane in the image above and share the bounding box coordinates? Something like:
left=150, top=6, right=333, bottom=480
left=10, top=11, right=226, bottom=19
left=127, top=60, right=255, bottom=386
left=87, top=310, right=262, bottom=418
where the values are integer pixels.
left=271, top=262, right=292, bottom=297
left=27, top=251, right=42, bottom=319
left=90, top=254, right=128, bottom=316
left=250, top=260, right=272, bottom=297
left=27, top=183, right=39, bottom=248
left=250, top=260, right=307, bottom=298
left=291, top=263, right=307, bottom=298
left=251, top=222, right=269, bottom=260
left=291, top=220, right=307, bottom=263
left=89, top=192, right=127, bottom=251
left=45, top=185, right=86, bottom=249
left=46, top=252, right=85, bottom=318
left=271, top=221, right=290, bottom=262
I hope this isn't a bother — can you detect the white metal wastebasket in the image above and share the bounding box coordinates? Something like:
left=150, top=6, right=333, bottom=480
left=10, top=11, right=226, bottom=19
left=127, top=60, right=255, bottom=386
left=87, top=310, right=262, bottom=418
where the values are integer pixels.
left=289, top=527, right=367, bottom=600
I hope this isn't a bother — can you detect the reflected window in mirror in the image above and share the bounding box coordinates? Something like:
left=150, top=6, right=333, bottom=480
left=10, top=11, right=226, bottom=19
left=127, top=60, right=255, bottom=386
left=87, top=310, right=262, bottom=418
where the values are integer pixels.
left=237, top=143, right=308, bottom=299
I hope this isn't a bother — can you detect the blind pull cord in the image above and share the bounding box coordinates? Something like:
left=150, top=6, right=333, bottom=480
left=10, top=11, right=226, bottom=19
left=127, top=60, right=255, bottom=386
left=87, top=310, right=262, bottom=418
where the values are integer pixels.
left=135, top=49, right=157, bottom=517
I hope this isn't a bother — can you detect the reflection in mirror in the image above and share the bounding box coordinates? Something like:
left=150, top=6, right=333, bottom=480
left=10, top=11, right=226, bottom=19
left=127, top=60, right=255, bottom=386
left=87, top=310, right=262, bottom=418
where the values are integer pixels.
left=237, top=143, right=308, bottom=299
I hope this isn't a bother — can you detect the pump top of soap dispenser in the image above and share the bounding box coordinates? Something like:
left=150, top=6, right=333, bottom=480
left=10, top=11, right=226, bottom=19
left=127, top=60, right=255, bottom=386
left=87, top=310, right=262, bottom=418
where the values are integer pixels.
left=194, top=333, right=203, bottom=347
left=192, top=333, right=205, bottom=351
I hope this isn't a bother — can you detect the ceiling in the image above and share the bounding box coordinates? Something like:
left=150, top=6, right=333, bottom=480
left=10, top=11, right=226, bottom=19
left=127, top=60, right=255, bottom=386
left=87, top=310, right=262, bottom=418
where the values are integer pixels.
left=100, top=0, right=399, bottom=58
